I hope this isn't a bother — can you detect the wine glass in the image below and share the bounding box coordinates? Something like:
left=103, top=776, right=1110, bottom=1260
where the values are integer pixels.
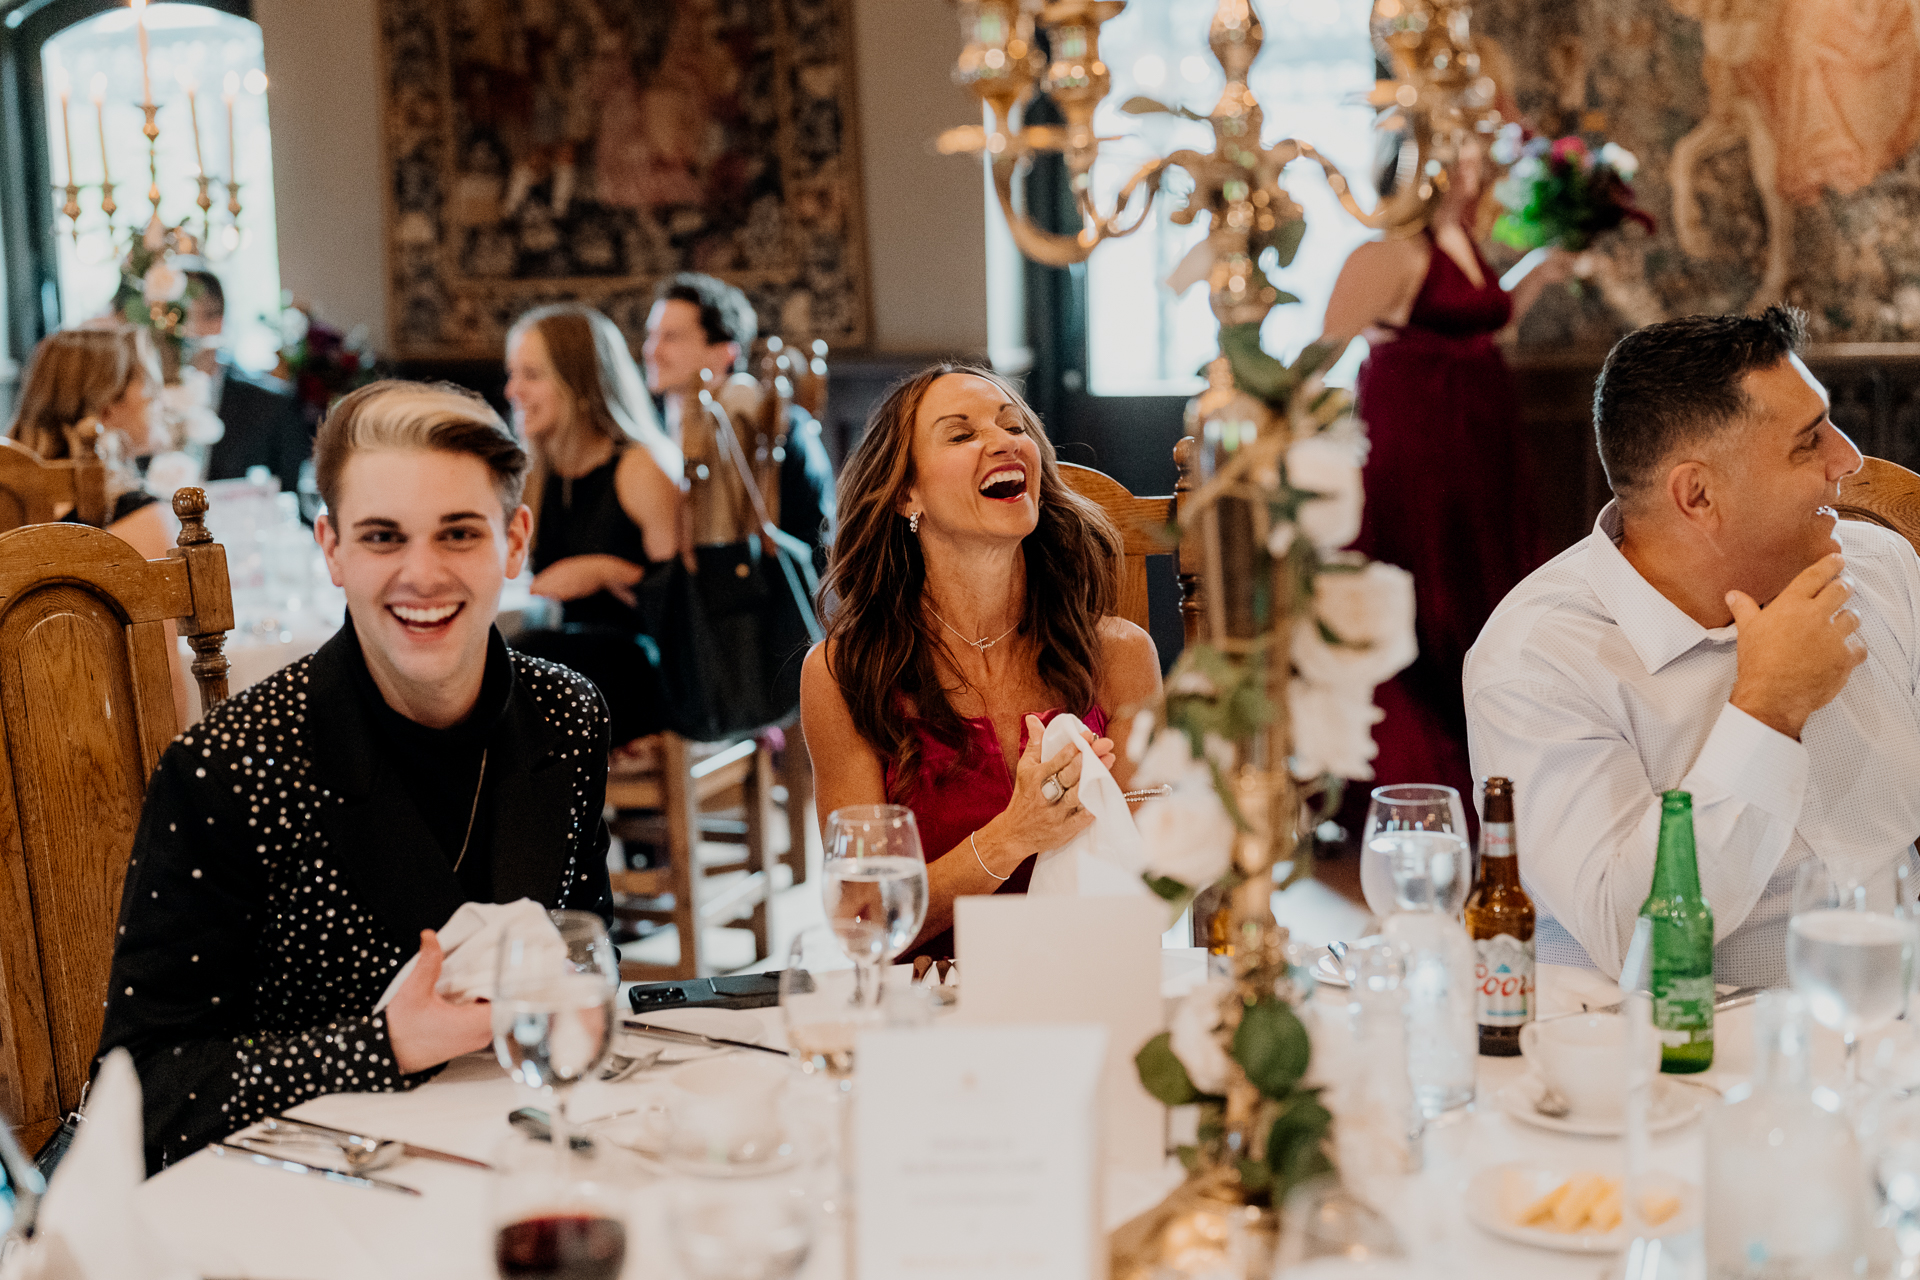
left=781, top=927, right=880, bottom=1083
left=1273, top=1176, right=1409, bottom=1278
left=1360, top=785, right=1470, bottom=921
left=821, top=805, right=929, bottom=1001
left=1788, top=861, right=1915, bottom=1100
left=489, top=1128, right=627, bottom=1280
left=493, top=909, right=621, bottom=1171
left=669, top=1175, right=815, bottom=1280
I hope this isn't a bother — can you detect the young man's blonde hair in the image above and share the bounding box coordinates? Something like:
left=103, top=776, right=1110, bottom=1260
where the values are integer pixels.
left=313, top=380, right=529, bottom=516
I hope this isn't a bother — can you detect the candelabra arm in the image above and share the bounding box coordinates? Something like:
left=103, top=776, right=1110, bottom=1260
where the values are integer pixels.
left=986, top=157, right=1101, bottom=267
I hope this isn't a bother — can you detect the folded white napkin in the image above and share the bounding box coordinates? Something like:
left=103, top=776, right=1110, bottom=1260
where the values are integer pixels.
left=1027, top=713, right=1151, bottom=897
left=371, top=898, right=563, bottom=1014
left=0, top=1050, right=193, bottom=1280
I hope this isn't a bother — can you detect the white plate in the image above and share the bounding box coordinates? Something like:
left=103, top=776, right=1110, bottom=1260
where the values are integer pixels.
left=1465, top=1163, right=1699, bottom=1254
left=621, top=1007, right=768, bottom=1063
left=1494, top=1073, right=1710, bottom=1137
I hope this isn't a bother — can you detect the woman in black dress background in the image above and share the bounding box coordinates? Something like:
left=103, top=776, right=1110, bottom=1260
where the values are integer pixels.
left=505, top=304, right=683, bottom=747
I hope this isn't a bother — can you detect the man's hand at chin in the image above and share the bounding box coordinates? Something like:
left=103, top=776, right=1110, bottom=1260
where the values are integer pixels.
left=1727, top=551, right=1868, bottom=740
left=387, top=928, right=493, bottom=1074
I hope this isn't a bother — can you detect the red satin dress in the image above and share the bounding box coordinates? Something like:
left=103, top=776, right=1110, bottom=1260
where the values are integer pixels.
left=884, top=705, right=1110, bottom=961
left=1350, top=231, right=1548, bottom=816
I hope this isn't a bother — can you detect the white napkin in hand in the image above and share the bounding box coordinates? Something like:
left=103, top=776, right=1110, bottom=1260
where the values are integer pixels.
left=0, top=1049, right=194, bottom=1280
left=1027, top=713, right=1150, bottom=897
left=371, top=898, right=563, bottom=1014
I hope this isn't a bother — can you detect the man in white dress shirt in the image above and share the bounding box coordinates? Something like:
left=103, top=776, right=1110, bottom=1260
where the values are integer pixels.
left=1464, top=306, right=1920, bottom=986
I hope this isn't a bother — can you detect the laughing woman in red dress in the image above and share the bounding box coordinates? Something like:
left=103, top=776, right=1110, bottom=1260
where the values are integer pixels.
left=801, top=366, right=1163, bottom=960
left=1319, top=141, right=1573, bottom=808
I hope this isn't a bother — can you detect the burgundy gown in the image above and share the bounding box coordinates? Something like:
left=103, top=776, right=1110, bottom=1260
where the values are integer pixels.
left=1349, top=231, right=1547, bottom=815
left=885, top=705, right=1110, bottom=961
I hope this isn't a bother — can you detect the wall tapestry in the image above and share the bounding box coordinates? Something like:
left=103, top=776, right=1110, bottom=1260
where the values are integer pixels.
left=1479, top=0, right=1920, bottom=348
left=379, top=0, right=870, bottom=359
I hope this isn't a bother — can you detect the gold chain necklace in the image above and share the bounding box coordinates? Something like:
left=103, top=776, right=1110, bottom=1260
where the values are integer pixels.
left=450, top=748, right=489, bottom=874
left=926, top=604, right=1020, bottom=654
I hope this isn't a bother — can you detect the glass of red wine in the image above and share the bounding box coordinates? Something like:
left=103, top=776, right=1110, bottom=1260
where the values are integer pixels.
left=490, top=1130, right=628, bottom=1280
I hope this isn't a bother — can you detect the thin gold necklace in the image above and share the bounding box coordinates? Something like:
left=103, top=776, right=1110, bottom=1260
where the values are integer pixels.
left=450, top=748, right=488, bottom=873
left=926, top=603, right=1020, bottom=654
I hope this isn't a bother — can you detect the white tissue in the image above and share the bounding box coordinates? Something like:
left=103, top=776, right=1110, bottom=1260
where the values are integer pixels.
left=1026, top=713, right=1151, bottom=897
left=371, top=898, right=564, bottom=1014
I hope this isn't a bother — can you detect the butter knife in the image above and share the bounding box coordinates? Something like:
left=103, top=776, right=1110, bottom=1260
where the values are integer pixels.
left=262, top=1115, right=493, bottom=1170
left=208, top=1142, right=422, bottom=1196
left=621, top=1019, right=789, bottom=1057
left=1571, top=985, right=1770, bottom=1019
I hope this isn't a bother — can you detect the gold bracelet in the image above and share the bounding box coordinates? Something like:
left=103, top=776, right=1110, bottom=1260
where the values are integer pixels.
left=972, top=830, right=1010, bottom=882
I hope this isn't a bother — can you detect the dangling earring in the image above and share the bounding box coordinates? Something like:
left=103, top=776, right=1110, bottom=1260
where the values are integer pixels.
left=908, top=511, right=922, bottom=534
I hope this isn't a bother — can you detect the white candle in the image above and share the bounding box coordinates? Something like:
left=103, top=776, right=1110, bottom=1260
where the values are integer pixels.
left=131, top=0, right=152, bottom=108
left=52, top=67, right=73, bottom=185
left=91, top=73, right=112, bottom=186
left=223, top=70, right=238, bottom=183
left=180, top=70, right=204, bottom=175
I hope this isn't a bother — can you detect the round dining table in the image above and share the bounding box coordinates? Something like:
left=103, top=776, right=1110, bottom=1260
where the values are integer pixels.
left=132, top=954, right=1782, bottom=1280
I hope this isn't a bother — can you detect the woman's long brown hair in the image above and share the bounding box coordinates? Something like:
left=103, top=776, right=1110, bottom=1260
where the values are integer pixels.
left=822, top=364, right=1121, bottom=796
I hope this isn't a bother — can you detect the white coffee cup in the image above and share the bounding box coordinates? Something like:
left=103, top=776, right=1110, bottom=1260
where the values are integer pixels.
left=650, top=1056, right=787, bottom=1164
left=1518, top=1013, right=1658, bottom=1121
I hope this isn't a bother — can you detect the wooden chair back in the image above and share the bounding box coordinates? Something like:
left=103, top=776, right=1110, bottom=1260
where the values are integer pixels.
left=0, top=488, right=233, bottom=1151
left=1837, top=456, right=1920, bottom=556
left=0, top=437, right=108, bottom=532
left=1058, top=462, right=1178, bottom=632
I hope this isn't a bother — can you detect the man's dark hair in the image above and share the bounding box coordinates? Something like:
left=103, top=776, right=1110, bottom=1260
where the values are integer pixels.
left=1593, top=305, right=1808, bottom=503
left=654, top=272, right=756, bottom=370
left=184, top=268, right=225, bottom=318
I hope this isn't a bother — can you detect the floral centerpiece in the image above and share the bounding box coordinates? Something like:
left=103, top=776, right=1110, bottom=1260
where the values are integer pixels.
left=273, top=303, right=380, bottom=429
left=1490, top=127, right=1656, bottom=253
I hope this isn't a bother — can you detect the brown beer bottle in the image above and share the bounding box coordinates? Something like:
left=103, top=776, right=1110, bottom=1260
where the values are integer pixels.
left=1463, top=777, right=1536, bottom=1056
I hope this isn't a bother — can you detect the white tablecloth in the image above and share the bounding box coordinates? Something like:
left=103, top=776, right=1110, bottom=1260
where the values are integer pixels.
left=134, top=958, right=1771, bottom=1280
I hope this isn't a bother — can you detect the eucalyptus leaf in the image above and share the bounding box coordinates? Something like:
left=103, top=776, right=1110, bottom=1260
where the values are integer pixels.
left=1136, top=1032, right=1202, bottom=1105
left=1145, top=874, right=1190, bottom=903
left=1269, top=215, right=1308, bottom=267
left=1237, top=1158, right=1275, bottom=1192
left=1232, top=997, right=1312, bottom=1096
left=1219, top=322, right=1293, bottom=404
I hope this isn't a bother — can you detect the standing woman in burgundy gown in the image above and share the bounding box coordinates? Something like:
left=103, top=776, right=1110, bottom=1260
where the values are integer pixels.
left=1318, top=140, right=1573, bottom=811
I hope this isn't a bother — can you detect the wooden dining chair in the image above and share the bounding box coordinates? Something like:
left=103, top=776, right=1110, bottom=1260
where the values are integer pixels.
left=1059, top=461, right=1179, bottom=632
left=0, top=489, right=233, bottom=1153
left=1836, top=456, right=1920, bottom=556
left=0, top=437, right=108, bottom=532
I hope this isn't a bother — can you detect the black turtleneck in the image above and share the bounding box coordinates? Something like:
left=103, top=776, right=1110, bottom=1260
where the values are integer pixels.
left=343, top=616, right=514, bottom=902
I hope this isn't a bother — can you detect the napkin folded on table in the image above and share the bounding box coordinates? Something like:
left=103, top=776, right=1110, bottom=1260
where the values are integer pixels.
left=0, top=1050, right=194, bottom=1280
left=372, top=898, right=563, bottom=1014
left=1027, top=712, right=1151, bottom=898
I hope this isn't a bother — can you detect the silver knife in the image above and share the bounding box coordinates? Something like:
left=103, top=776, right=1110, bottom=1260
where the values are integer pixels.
left=262, top=1115, right=493, bottom=1170
left=1570, top=985, right=1770, bottom=1019
left=622, top=1019, right=789, bottom=1057
left=208, top=1142, right=422, bottom=1196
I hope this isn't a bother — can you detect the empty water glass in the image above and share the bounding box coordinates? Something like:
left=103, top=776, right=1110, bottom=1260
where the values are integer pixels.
left=669, top=1176, right=814, bottom=1280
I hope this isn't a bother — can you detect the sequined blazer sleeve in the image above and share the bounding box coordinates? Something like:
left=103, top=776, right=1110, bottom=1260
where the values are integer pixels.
left=97, top=743, right=431, bottom=1174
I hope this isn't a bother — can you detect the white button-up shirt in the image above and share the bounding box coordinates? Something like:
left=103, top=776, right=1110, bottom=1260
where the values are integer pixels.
left=1464, top=503, right=1920, bottom=987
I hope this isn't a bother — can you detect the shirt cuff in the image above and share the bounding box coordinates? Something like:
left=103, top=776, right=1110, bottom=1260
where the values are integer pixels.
left=1688, top=702, right=1809, bottom=823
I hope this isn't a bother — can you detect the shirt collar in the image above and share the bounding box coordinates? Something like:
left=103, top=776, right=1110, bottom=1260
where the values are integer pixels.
left=1585, top=500, right=1738, bottom=675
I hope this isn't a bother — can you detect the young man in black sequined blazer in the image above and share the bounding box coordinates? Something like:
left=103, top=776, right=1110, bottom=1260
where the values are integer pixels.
left=98, top=380, right=615, bottom=1173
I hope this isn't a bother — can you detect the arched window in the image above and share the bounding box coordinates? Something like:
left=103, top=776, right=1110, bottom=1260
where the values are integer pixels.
left=1084, top=0, right=1379, bottom=395
left=31, top=2, right=280, bottom=367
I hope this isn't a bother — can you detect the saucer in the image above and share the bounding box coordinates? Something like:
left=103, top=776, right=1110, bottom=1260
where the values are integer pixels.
left=1495, top=1073, right=1709, bottom=1137
left=1465, top=1162, right=1699, bottom=1254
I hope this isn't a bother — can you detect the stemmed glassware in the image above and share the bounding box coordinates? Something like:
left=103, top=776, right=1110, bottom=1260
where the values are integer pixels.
left=1787, top=861, right=1915, bottom=1100
left=492, top=909, right=622, bottom=1166
left=1360, top=785, right=1471, bottom=921
left=821, top=805, right=929, bottom=1002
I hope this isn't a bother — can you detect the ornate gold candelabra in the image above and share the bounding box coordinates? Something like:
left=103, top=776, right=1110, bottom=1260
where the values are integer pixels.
left=942, top=3, right=1502, bottom=1275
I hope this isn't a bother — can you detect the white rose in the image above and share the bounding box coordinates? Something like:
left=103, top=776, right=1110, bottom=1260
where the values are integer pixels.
left=1292, top=562, right=1417, bottom=690
left=1136, top=781, right=1236, bottom=887
left=1167, top=667, right=1218, bottom=699
left=1169, top=978, right=1236, bottom=1095
left=1598, top=142, right=1639, bottom=182
left=280, top=307, right=312, bottom=346
left=1286, top=429, right=1365, bottom=552
left=1288, top=678, right=1385, bottom=781
left=173, top=405, right=225, bottom=446
left=143, top=450, right=201, bottom=500
left=143, top=261, right=187, bottom=305
left=1126, top=708, right=1156, bottom=765
left=1134, top=727, right=1202, bottom=790
left=1267, top=519, right=1296, bottom=557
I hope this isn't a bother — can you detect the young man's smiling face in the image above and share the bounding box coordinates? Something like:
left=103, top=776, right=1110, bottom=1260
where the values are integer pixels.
left=316, top=447, right=531, bottom=727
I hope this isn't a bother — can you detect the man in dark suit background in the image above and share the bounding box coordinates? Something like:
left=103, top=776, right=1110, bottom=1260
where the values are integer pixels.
left=184, top=269, right=311, bottom=495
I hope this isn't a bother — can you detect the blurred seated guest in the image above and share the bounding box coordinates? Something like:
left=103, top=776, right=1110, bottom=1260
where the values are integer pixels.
left=98, top=380, right=614, bottom=1173
left=506, top=303, right=683, bottom=747
left=642, top=272, right=835, bottom=565
left=187, top=269, right=311, bottom=494
left=9, top=326, right=170, bottom=548
left=800, top=367, right=1162, bottom=960
left=1465, top=307, right=1907, bottom=988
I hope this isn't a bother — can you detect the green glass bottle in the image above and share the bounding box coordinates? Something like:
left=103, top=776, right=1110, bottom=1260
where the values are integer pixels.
left=1640, top=791, right=1715, bottom=1073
